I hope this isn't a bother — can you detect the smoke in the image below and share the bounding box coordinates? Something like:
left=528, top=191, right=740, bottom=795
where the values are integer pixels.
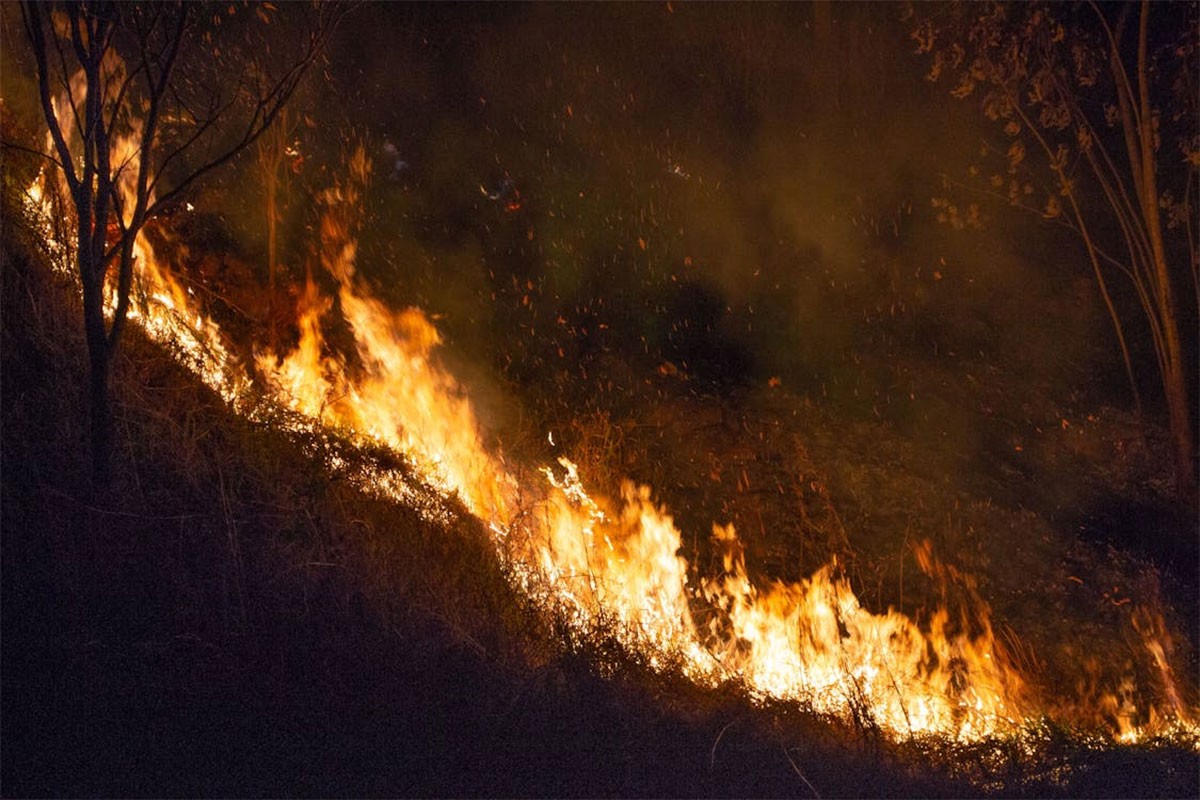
left=8, top=0, right=1192, bottom=736
left=169, top=2, right=1119, bottom=498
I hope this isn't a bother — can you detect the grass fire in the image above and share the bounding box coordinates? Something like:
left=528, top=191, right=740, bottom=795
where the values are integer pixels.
left=3, top=2, right=1197, bottom=796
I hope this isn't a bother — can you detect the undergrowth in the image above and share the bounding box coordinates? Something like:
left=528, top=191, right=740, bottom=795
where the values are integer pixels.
left=0, top=183, right=947, bottom=797
left=3, top=162, right=1196, bottom=796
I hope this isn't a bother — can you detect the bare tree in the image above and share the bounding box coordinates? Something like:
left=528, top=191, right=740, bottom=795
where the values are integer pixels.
left=911, top=0, right=1198, bottom=505
left=19, top=1, right=342, bottom=484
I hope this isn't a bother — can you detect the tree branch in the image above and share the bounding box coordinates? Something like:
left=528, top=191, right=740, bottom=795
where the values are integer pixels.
left=21, top=3, right=81, bottom=194
left=108, top=4, right=188, bottom=354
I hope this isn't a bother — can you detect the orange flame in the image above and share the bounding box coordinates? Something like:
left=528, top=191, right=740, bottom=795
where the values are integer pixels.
left=27, top=79, right=1197, bottom=745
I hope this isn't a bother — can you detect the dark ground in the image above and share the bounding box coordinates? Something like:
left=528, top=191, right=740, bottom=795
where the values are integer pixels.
left=3, top=163, right=1199, bottom=799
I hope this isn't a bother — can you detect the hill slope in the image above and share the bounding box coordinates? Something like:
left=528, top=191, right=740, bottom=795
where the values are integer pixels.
left=2, top=187, right=972, bottom=798
left=2, top=183, right=1197, bottom=797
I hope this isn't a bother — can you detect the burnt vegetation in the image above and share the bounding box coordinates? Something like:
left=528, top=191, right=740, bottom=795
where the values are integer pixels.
left=4, top=125, right=1198, bottom=800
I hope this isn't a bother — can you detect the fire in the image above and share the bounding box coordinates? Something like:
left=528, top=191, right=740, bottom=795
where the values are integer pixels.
left=242, top=150, right=1027, bottom=739
left=699, top=533, right=1023, bottom=738
left=27, top=52, right=249, bottom=407
left=26, top=69, right=1198, bottom=745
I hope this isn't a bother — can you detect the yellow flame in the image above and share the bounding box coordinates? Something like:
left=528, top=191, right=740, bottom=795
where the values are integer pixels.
left=251, top=147, right=1030, bottom=741
left=28, top=76, right=1198, bottom=746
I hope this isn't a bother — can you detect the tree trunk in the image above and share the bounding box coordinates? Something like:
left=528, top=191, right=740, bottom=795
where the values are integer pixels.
left=1135, top=0, right=1196, bottom=506
left=82, top=274, right=112, bottom=488
left=88, top=338, right=112, bottom=487
left=1152, top=247, right=1197, bottom=506
left=1162, top=347, right=1196, bottom=506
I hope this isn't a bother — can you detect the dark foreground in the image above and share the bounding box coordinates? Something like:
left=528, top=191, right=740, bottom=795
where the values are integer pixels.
left=3, top=190, right=1198, bottom=799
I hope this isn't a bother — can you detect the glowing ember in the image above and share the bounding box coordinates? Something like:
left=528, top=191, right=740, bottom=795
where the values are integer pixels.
left=248, top=147, right=1195, bottom=743
left=27, top=71, right=1198, bottom=746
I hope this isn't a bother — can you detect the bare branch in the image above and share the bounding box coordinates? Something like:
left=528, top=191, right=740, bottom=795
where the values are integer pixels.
left=21, top=2, right=81, bottom=193
left=146, top=12, right=340, bottom=218
left=0, top=138, right=66, bottom=171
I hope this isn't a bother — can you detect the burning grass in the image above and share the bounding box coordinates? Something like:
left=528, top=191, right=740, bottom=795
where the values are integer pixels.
left=4, top=122, right=1198, bottom=794
left=1, top=195, right=963, bottom=797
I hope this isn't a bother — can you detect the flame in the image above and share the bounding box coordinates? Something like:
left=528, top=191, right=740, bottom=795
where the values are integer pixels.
left=28, top=58, right=249, bottom=406
left=697, top=532, right=1024, bottom=738
left=245, top=151, right=1034, bottom=739
left=25, top=62, right=1198, bottom=746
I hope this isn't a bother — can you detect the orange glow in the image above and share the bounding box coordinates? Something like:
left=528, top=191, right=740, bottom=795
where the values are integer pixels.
left=27, top=70, right=1198, bottom=746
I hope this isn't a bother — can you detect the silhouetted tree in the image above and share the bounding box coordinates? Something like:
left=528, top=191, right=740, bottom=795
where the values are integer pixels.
left=911, top=0, right=1198, bottom=504
left=20, top=1, right=342, bottom=485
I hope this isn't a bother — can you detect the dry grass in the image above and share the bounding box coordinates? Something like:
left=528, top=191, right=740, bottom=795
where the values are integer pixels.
left=0, top=188, right=938, bottom=797
left=3, top=168, right=1196, bottom=797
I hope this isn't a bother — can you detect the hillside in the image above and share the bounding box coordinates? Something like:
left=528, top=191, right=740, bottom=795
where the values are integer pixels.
left=1, top=187, right=962, bottom=797
left=3, top=155, right=1198, bottom=796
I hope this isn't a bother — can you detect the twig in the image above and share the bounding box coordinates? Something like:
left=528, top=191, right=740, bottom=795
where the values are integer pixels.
left=884, top=660, right=915, bottom=740
left=781, top=744, right=822, bottom=799
left=709, top=718, right=736, bottom=770
left=0, top=137, right=64, bottom=169
left=412, top=603, right=489, bottom=658
left=42, top=484, right=204, bottom=520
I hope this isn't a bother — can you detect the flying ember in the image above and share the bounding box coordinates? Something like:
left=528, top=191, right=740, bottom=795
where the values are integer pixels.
left=27, top=87, right=1197, bottom=747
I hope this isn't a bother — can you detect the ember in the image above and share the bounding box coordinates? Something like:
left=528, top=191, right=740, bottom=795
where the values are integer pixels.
left=28, top=128, right=1196, bottom=744
left=14, top=7, right=1198, bottom=785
